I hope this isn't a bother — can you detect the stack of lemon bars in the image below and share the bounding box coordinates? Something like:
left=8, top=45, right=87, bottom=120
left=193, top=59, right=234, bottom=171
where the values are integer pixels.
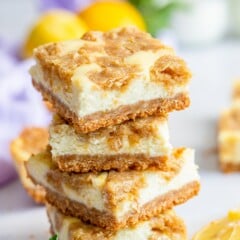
left=27, top=27, right=200, bottom=240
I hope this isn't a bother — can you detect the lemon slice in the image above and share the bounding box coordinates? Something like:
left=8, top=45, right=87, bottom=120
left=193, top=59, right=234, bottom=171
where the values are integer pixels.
left=193, top=210, right=240, bottom=240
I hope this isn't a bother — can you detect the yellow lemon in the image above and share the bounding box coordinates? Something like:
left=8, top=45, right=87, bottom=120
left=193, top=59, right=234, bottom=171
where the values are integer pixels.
left=193, top=210, right=240, bottom=240
left=228, top=209, right=240, bottom=221
left=79, top=1, right=146, bottom=32
left=22, top=10, right=88, bottom=58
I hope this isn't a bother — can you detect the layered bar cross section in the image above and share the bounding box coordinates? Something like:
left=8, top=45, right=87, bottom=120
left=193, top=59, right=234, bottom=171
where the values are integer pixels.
left=47, top=204, right=186, bottom=240
left=49, top=115, right=172, bottom=172
left=27, top=148, right=199, bottom=230
left=30, top=27, right=191, bottom=133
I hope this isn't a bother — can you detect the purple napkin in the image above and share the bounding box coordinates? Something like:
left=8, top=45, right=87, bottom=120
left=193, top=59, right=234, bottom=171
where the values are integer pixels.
left=39, top=0, right=93, bottom=12
left=0, top=47, right=51, bottom=186
left=0, top=0, right=90, bottom=186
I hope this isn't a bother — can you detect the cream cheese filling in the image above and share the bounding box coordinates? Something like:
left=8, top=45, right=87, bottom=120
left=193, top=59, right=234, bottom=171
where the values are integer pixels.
left=48, top=204, right=79, bottom=240
left=49, top=119, right=171, bottom=157
left=115, top=149, right=198, bottom=218
left=27, top=149, right=199, bottom=219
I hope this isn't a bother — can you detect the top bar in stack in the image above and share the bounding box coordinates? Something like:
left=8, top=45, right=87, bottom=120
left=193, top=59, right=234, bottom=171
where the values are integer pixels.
left=30, top=27, right=191, bottom=133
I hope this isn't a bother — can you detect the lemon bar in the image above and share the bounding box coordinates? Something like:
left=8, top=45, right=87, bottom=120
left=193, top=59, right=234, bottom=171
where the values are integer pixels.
left=232, top=80, right=240, bottom=100
left=30, top=27, right=191, bottom=133
left=10, top=127, right=48, bottom=203
left=49, top=115, right=171, bottom=172
left=218, top=102, right=240, bottom=172
left=27, top=148, right=199, bottom=230
left=47, top=204, right=186, bottom=240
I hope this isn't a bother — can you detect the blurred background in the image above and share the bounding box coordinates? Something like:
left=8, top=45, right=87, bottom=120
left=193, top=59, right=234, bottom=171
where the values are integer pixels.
left=2, top=0, right=240, bottom=53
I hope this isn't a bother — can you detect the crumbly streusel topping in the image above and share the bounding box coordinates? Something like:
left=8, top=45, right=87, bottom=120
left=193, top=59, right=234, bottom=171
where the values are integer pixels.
left=34, top=27, right=191, bottom=91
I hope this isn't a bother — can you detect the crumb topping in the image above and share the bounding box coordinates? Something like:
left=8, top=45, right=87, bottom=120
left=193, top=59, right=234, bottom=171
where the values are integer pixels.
left=13, top=128, right=48, bottom=160
left=150, top=55, right=191, bottom=91
left=34, top=27, right=191, bottom=91
left=88, top=56, right=141, bottom=90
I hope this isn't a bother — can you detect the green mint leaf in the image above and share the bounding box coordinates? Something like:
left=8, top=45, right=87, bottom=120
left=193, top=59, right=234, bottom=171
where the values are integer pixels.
left=49, top=235, right=58, bottom=240
left=129, top=0, right=188, bottom=36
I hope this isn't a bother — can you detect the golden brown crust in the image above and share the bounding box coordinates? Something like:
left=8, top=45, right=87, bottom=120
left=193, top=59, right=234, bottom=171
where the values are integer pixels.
left=53, top=148, right=184, bottom=174
left=53, top=154, right=169, bottom=173
left=33, top=80, right=190, bottom=133
left=45, top=181, right=200, bottom=230
left=10, top=127, right=48, bottom=204
left=220, top=162, right=240, bottom=173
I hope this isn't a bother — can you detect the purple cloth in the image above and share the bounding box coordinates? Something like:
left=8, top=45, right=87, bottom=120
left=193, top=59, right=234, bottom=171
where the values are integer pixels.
left=0, top=45, right=50, bottom=186
left=39, top=0, right=92, bottom=12
left=0, top=0, right=92, bottom=187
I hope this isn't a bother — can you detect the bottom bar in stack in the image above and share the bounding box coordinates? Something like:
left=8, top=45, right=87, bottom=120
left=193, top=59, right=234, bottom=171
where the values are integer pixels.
left=27, top=148, right=200, bottom=230
left=47, top=204, right=186, bottom=240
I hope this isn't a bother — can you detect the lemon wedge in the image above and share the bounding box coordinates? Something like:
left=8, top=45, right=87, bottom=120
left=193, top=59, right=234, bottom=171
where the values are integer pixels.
left=193, top=210, right=240, bottom=240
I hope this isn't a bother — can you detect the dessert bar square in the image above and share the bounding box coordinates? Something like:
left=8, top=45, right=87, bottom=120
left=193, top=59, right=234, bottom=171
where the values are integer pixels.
left=47, top=204, right=186, bottom=240
left=10, top=127, right=48, bottom=203
left=30, top=27, right=191, bottom=133
left=218, top=102, right=240, bottom=172
left=27, top=148, right=199, bottom=230
left=49, top=115, right=172, bottom=172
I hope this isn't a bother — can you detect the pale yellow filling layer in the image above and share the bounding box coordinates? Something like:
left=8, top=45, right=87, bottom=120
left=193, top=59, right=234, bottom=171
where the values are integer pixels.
left=49, top=118, right=171, bottom=157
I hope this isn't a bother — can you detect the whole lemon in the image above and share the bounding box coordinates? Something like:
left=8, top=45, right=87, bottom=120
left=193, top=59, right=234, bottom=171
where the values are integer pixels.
left=79, top=1, right=146, bottom=32
left=22, top=10, right=88, bottom=58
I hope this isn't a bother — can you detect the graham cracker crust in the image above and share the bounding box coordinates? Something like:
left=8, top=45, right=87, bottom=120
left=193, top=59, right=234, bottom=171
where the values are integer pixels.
left=45, top=181, right=200, bottom=230
left=220, top=162, right=240, bottom=173
left=54, top=154, right=169, bottom=173
left=33, top=80, right=190, bottom=133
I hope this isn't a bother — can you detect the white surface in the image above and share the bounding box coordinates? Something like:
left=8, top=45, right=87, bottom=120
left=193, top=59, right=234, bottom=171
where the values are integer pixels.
left=0, top=0, right=38, bottom=42
left=1, top=41, right=240, bottom=239
left=172, top=0, right=228, bottom=46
